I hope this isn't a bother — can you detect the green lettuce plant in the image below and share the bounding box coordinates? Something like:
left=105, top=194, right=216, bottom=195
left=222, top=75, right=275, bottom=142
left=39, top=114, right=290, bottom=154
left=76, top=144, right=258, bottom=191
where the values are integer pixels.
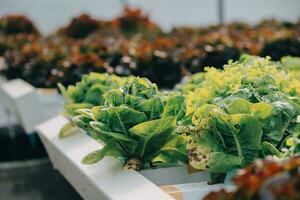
left=72, top=77, right=188, bottom=170
left=180, top=55, right=300, bottom=181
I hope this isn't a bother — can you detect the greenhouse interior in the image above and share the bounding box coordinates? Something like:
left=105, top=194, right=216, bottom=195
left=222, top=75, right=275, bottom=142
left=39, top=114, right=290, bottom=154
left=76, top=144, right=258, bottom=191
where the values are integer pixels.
left=1, top=0, right=300, bottom=199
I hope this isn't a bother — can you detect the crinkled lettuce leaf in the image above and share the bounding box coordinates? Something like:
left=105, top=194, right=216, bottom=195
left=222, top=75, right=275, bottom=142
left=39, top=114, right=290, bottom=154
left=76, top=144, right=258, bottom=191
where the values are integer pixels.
left=59, top=73, right=125, bottom=117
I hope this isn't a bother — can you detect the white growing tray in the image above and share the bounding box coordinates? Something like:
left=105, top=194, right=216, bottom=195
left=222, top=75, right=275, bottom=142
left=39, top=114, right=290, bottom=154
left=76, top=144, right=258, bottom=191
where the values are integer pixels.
left=0, top=74, right=7, bottom=127
left=36, top=115, right=228, bottom=200
left=0, top=79, right=42, bottom=133
left=0, top=79, right=63, bottom=132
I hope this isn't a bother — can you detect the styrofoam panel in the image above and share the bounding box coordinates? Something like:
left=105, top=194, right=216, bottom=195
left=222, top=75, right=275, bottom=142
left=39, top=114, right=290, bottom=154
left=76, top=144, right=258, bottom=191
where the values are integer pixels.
left=36, top=88, right=64, bottom=119
left=36, top=115, right=174, bottom=200
left=0, top=76, right=12, bottom=127
left=161, top=182, right=235, bottom=200
left=0, top=79, right=43, bottom=133
left=139, top=167, right=210, bottom=186
left=0, top=103, right=11, bottom=127
left=0, top=79, right=65, bottom=131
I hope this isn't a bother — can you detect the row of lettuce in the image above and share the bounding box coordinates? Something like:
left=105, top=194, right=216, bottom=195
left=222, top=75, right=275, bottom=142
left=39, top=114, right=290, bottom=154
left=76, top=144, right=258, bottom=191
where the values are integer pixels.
left=59, top=55, right=300, bottom=182
left=1, top=9, right=300, bottom=88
